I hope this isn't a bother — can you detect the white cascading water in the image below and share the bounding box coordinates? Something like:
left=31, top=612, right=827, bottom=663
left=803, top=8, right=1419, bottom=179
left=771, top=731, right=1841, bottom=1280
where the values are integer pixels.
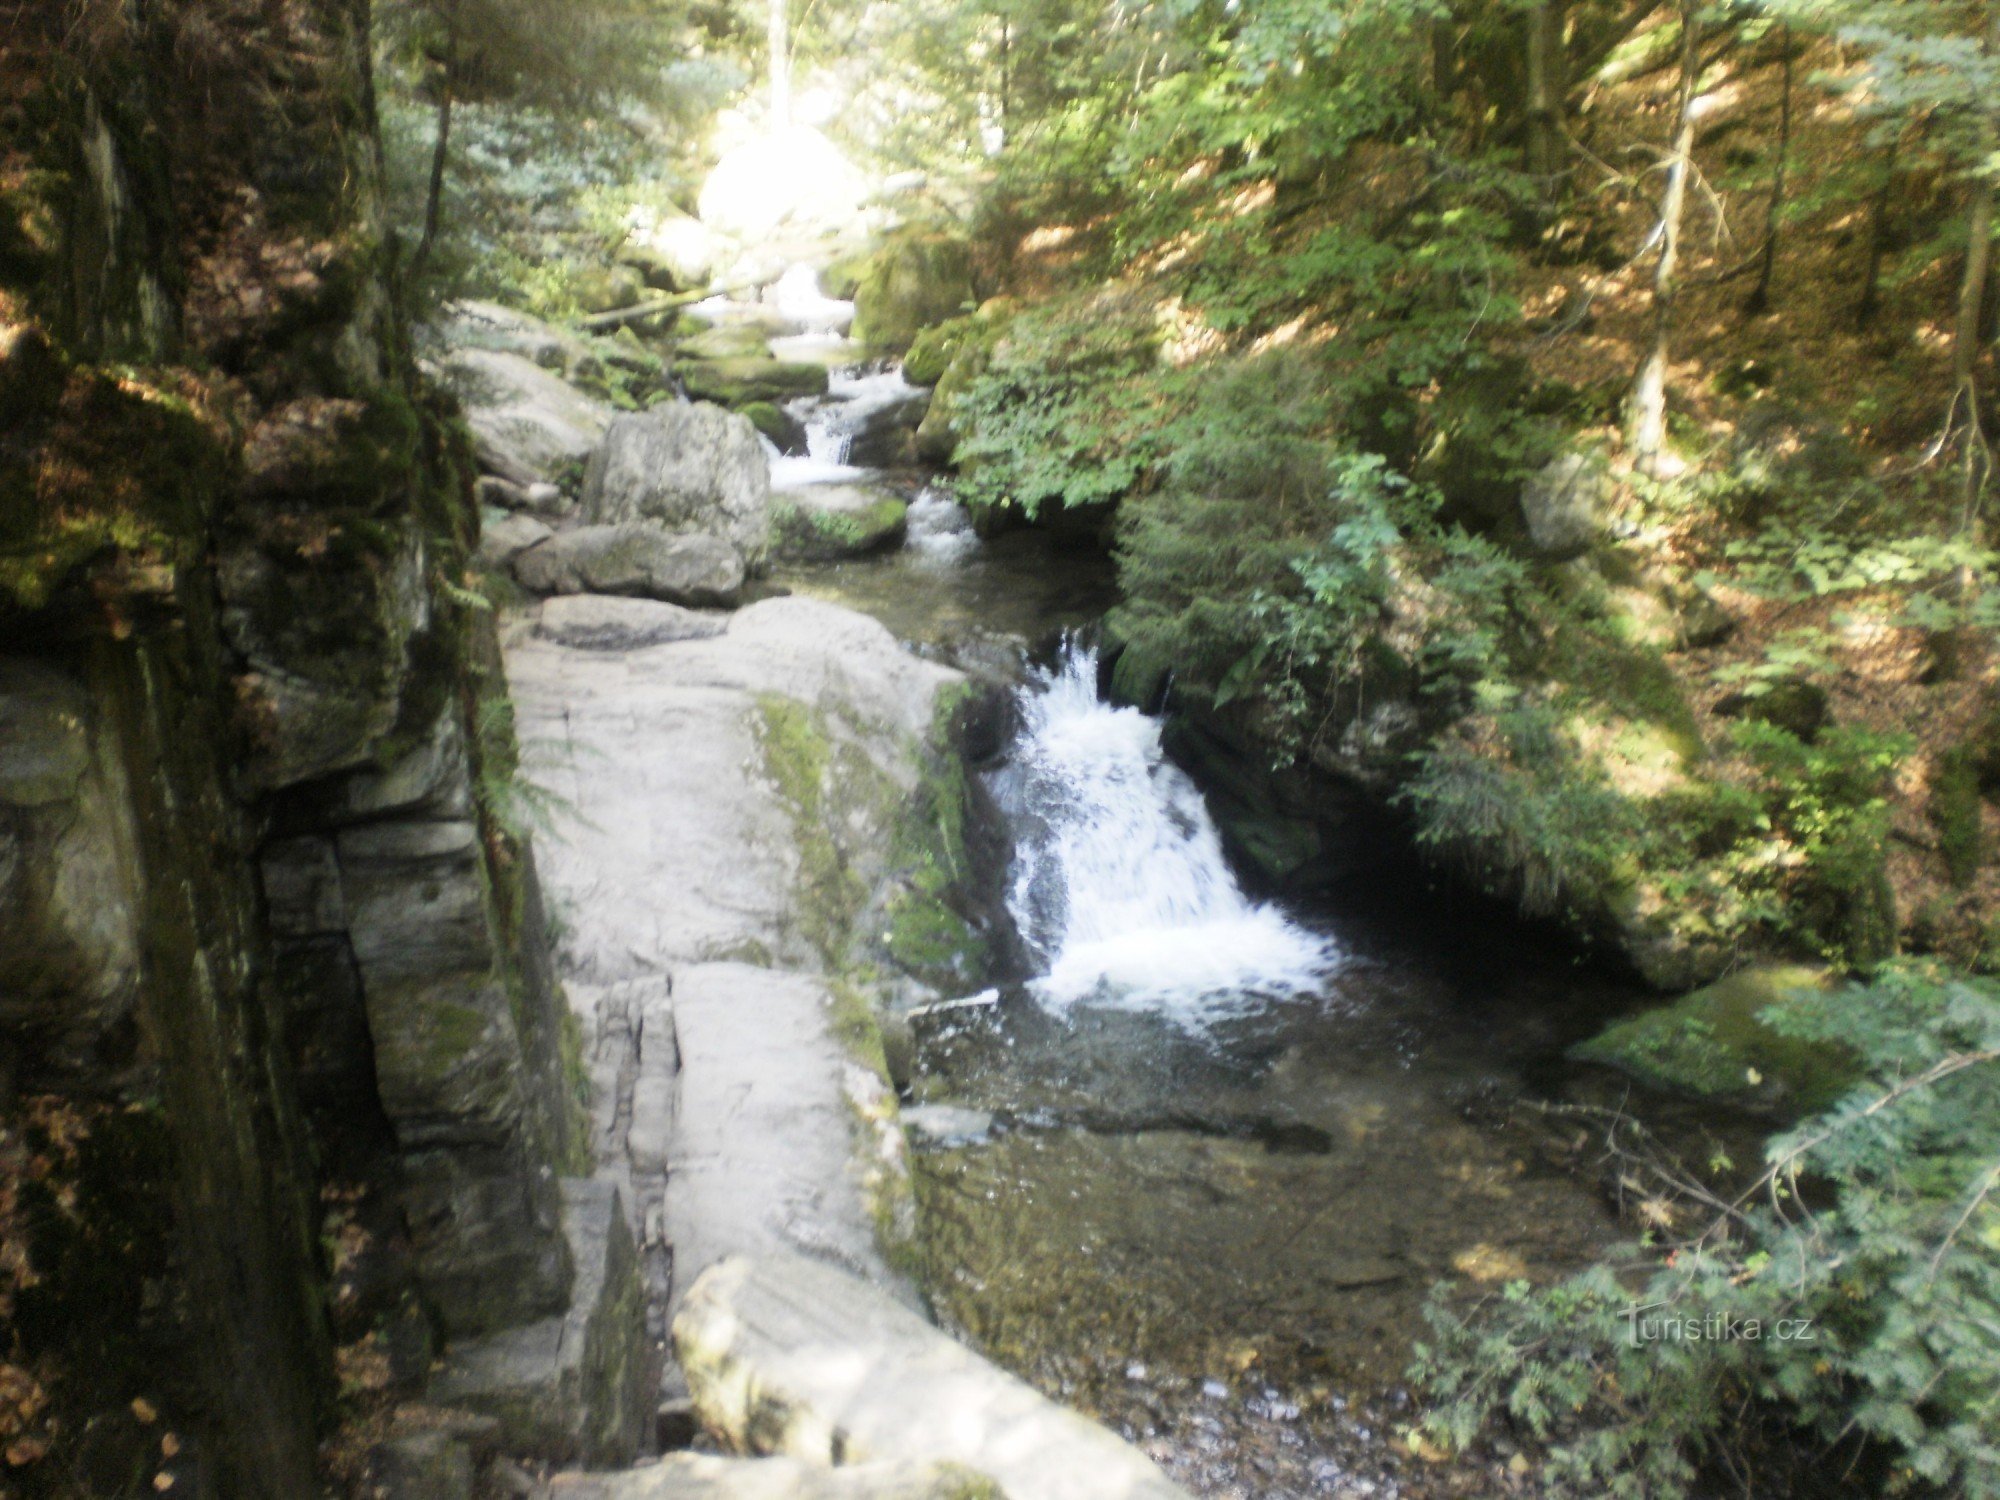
left=1004, top=644, right=1337, bottom=1020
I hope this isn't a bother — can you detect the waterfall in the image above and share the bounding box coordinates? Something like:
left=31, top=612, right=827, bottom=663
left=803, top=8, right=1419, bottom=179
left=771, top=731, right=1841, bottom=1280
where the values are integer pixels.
left=999, top=643, right=1337, bottom=1019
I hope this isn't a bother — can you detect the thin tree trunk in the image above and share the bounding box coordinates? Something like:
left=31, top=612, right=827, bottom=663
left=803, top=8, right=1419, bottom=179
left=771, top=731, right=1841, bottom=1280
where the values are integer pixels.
left=769, top=0, right=791, bottom=130
left=1525, top=0, right=1564, bottom=194
left=1744, top=24, right=1791, bottom=316
left=1952, top=3, right=1999, bottom=518
left=1628, top=0, right=1698, bottom=476
left=409, top=15, right=457, bottom=286
left=1855, top=137, right=1902, bottom=329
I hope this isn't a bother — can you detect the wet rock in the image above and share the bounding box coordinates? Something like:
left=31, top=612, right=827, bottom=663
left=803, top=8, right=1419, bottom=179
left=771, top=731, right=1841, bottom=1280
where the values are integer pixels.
left=674, top=1253, right=1191, bottom=1500
left=431, top=1178, right=653, bottom=1465
left=0, top=660, right=143, bottom=1081
left=740, top=400, right=808, bottom=456
left=679, top=357, right=830, bottom=408
left=844, top=391, right=931, bottom=469
left=770, top=485, right=909, bottom=563
left=513, top=525, right=746, bottom=608
left=440, top=347, right=613, bottom=488
left=480, top=512, right=555, bottom=568
left=583, top=405, right=773, bottom=566
left=535, top=596, right=729, bottom=652
left=1518, top=453, right=1611, bottom=558
left=550, top=1454, right=1004, bottom=1500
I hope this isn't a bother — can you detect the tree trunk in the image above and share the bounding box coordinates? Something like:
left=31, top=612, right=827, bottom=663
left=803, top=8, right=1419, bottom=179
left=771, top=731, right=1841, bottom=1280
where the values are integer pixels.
left=769, top=0, right=791, bottom=131
left=409, top=43, right=455, bottom=286
left=1744, top=24, right=1791, bottom=316
left=1525, top=0, right=1564, bottom=192
left=1627, top=0, right=1698, bottom=475
left=1855, top=138, right=1902, bottom=329
left=1952, top=3, right=1999, bottom=516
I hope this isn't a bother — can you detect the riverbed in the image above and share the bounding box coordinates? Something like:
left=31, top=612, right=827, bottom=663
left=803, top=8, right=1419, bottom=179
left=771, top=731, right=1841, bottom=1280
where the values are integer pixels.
left=725, top=285, right=1715, bottom=1499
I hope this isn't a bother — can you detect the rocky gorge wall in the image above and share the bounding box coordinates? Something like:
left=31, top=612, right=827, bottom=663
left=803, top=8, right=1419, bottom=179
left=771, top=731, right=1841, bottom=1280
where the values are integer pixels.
left=0, top=5, right=642, bottom=1493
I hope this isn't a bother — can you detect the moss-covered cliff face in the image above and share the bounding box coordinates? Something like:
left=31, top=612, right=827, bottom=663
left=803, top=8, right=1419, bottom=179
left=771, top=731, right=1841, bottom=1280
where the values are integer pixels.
left=0, top=4, right=609, bottom=1494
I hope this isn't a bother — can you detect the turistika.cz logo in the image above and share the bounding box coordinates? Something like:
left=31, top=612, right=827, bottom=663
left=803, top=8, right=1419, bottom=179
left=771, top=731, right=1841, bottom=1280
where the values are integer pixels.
left=1622, top=1303, right=1818, bottom=1346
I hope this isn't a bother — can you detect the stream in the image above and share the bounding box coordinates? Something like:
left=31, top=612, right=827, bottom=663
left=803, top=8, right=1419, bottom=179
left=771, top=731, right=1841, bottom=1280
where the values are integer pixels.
left=706, top=272, right=1723, bottom=1499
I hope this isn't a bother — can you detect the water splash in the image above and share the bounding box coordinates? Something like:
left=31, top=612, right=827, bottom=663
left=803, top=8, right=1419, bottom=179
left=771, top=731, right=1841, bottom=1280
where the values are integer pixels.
left=999, top=644, right=1337, bottom=1020
left=904, top=485, right=977, bottom=565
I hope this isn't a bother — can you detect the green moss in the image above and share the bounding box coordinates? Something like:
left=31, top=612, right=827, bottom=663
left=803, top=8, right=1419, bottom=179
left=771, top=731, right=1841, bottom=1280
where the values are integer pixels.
left=1931, top=746, right=1985, bottom=887
left=827, top=978, right=892, bottom=1084
left=678, top=357, right=829, bottom=407
left=1571, top=964, right=1858, bottom=1111
left=753, top=695, right=869, bottom=966
left=769, top=496, right=908, bottom=562
left=1542, top=610, right=1701, bottom=759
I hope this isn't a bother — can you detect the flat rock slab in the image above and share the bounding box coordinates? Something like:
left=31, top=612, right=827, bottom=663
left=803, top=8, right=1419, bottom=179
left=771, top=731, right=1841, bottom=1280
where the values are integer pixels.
left=536, top=596, right=729, bottom=652
left=666, top=963, right=903, bottom=1304
left=551, top=1454, right=1001, bottom=1500
left=440, top=347, right=611, bottom=487
left=675, top=1254, right=1191, bottom=1500
left=507, top=596, right=960, bottom=981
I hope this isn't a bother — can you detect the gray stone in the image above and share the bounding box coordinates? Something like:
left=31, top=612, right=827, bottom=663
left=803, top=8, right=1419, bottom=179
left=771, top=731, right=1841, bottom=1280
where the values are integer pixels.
left=366, top=1432, right=474, bottom=1500
left=336, top=820, right=490, bottom=986
left=513, top=525, right=746, bottom=609
left=550, top=1454, right=1004, bottom=1500
left=400, top=1141, right=574, bottom=1334
left=1519, top=453, right=1611, bottom=559
left=666, top=964, right=908, bottom=1306
left=217, top=535, right=430, bottom=789
left=536, top=596, right=729, bottom=652
left=334, top=703, right=474, bottom=822
left=770, top=485, right=909, bottom=563
left=261, top=837, right=346, bottom=937
left=675, top=1254, right=1190, bottom=1500
left=506, top=597, right=961, bottom=982
left=431, top=1178, right=653, bottom=1466
left=582, top=405, right=773, bottom=566
left=0, top=660, right=143, bottom=1079
left=441, top=347, right=613, bottom=488
left=481, top=512, right=556, bottom=568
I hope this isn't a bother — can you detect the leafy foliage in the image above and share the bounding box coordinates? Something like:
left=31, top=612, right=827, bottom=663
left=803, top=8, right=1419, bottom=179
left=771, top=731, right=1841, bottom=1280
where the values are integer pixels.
left=1415, top=966, right=2000, bottom=1499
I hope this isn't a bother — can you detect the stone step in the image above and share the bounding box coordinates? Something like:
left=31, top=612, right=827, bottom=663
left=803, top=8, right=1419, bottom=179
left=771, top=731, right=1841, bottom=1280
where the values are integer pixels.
left=673, top=1253, right=1191, bottom=1500
left=429, top=1177, right=653, bottom=1464
left=550, top=1453, right=1000, bottom=1499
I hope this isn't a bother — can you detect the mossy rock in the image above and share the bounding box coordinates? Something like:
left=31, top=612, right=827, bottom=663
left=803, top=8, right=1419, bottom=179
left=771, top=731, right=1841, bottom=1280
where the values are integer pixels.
left=1570, top=964, right=1857, bottom=1111
left=851, top=230, right=977, bottom=354
left=903, top=317, right=973, bottom=387
left=913, top=299, right=1017, bottom=465
left=741, top=400, right=808, bottom=456
left=679, top=357, right=830, bottom=407
left=770, top=487, right=909, bottom=563
left=676, top=324, right=775, bottom=363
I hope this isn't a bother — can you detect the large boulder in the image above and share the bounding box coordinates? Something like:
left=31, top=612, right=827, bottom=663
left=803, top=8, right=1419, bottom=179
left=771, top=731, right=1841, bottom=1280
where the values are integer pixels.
left=583, top=405, right=773, bottom=566
left=513, top=525, right=746, bottom=608
left=674, top=1253, right=1191, bottom=1500
left=440, top=347, right=612, bottom=488
left=852, top=231, right=977, bottom=353
left=770, top=485, right=908, bottom=563
left=1518, top=452, right=1612, bottom=558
